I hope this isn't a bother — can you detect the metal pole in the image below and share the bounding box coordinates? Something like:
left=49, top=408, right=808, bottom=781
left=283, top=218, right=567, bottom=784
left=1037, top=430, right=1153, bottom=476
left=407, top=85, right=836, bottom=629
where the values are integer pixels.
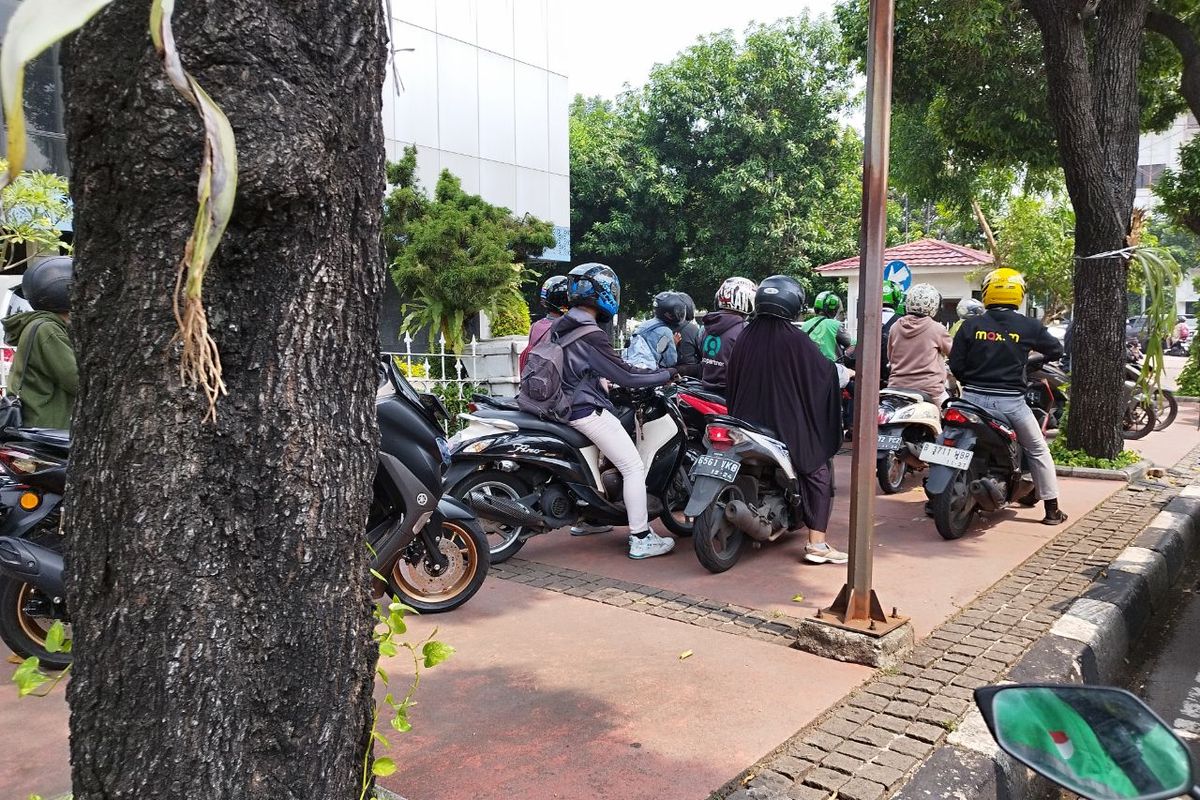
left=822, top=0, right=903, bottom=632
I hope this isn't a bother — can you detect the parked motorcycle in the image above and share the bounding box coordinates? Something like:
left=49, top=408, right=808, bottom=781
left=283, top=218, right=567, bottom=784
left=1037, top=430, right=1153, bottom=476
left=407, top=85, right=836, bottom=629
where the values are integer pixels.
left=1123, top=347, right=1178, bottom=432
left=976, top=684, right=1198, bottom=799
left=447, top=385, right=694, bottom=563
left=0, top=360, right=491, bottom=669
left=875, top=388, right=942, bottom=494
left=1026, top=355, right=1069, bottom=432
left=924, top=397, right=1040, bottom=540
left=683, top=416, right=803, bottom=573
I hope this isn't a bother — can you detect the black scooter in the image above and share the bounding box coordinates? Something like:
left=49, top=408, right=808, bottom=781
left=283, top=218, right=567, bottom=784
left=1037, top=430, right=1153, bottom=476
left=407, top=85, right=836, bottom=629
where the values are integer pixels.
left=924, top=397, right=1039, bottom=540
left=0, top=359, right=490, bottom=669
left=446, top=386, right=694, bottom=563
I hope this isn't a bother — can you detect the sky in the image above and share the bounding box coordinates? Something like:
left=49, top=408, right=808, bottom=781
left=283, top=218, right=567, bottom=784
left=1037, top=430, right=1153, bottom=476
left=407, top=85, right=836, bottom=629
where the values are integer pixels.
left=566, top=0, right=841, bottom=100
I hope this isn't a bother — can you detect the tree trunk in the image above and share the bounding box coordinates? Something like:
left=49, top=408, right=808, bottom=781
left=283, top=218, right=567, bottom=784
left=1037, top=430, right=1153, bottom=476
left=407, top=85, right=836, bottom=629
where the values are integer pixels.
left=61, top=2, right=387, bottom=798
left=1027, top=0, right=1147, bottom=458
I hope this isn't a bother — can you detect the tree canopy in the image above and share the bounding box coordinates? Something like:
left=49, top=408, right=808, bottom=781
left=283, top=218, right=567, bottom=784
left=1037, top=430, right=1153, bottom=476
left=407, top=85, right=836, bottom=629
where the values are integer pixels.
left=571, top=16, right=864, bottom=309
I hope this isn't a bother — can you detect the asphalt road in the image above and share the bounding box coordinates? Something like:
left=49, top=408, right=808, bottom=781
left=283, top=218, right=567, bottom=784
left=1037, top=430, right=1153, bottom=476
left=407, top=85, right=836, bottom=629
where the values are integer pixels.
left=1129, top=561, right=1200, bottom=760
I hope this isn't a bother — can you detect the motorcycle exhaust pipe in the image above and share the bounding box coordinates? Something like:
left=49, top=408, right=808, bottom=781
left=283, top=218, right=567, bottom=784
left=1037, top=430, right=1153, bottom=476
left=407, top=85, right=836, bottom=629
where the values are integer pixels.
left=466, top=490, right=543, bottom=528
left=723, top=500, right=777, bottom=542
left=0, top=536, right=65, bottom=599
left=968, top=479, right=1005, bottom=514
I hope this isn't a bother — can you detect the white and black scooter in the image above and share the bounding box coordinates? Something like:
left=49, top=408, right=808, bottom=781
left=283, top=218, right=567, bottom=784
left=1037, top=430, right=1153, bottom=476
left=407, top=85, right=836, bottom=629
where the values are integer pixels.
left=445, top=386, right=695, bottom=563
left=875, top=389, right=943, bottom=494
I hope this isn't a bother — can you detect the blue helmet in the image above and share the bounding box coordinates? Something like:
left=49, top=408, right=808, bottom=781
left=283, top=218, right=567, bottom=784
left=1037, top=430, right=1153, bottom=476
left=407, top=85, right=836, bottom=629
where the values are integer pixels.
left=567, top=262, right=620, bottom=323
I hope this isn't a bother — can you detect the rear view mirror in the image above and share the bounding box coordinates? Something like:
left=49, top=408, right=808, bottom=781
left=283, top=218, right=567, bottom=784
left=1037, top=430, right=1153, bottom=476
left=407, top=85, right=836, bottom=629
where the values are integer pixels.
left=975, top=685, right=1195, bottom=800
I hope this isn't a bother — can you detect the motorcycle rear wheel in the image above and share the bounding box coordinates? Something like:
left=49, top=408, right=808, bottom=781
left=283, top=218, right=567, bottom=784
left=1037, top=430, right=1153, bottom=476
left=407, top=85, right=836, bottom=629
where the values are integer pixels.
left=693, top=480, right=750, bottom=574
left=389, top=518, right=490, bottom=614
left=876, top=451, right=907, bottom=494
left=1153, top=389, right=1178, bottom=431
left=932, top=469, right=975, bottom=540
left=1121, top=396, right=1158, bottom=440
left=449, top=470, right=531, bottom=563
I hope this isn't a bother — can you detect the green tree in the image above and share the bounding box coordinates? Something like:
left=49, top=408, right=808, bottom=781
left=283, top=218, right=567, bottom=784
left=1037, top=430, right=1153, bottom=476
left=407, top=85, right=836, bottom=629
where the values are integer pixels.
left=0, top=158, right=70, bottom=271
left=386, top=147, right=554, bottom=352
left=570, top=16, right=863, bottom=310
left=836, top=0, right=1200, bottom=458
left=994, top=193, right=1076, bottom=320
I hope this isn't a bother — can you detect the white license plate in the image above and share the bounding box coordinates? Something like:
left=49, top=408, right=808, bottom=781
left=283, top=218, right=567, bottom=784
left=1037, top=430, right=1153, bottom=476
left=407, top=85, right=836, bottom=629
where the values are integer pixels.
left=920, top=442, right=974, bottom=470
left=691, top=454, right=741, bottom=483
left=877, top=434, right=904, bottom=451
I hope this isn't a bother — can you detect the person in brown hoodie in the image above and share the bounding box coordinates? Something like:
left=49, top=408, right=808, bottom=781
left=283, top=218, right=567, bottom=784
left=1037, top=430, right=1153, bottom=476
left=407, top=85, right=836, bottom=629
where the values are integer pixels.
left=887, top=283, right=952, bottom=404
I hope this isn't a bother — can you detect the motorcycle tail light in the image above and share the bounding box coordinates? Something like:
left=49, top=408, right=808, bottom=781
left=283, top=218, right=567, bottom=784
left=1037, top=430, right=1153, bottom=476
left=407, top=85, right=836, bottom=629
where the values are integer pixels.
left=468, top=402, right=478, bottom=413
left=944, top=408, right=971, bottom=426
left=707, top=425, right=736, bottom=451
left=878, top=409, right=891, bottom=425
left=0, top=448, right=55, bottom=476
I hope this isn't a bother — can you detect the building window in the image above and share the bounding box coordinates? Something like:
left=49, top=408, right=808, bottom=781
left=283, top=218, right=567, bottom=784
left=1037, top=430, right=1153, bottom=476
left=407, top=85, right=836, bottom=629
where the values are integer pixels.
left=1136, top=163, right=1166, bottom=190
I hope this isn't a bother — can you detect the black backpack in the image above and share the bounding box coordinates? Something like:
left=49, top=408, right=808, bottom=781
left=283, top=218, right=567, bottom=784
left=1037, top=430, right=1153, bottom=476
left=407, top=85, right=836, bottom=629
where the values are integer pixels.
left=517, top=324, right=595, bottom=422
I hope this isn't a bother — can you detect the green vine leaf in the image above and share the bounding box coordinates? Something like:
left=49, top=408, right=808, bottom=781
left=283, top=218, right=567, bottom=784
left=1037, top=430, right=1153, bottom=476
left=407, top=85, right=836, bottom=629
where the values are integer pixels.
left=371, top=757, right=397, bottom=777
left=43, top=620, right=65, bottom=654
left=12, top=656, right=48, bottom=697
left=378, top=639, right=398, bottom=658
left=421, top=640, right=455, bottom=669
left=0, top=0, right=115, bottom=186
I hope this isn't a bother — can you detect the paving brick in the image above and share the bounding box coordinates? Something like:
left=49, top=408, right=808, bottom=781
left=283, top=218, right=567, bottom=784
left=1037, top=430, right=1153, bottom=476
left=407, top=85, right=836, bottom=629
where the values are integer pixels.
left=849, top=726, right=897, bottom=749
left=820, top=751, right=866, bottom=776
left=786, top=785, right=830, bottom=800
left=895, top=688, right=932, bottom=705
left=748, top=769, right=793, bottom=794
left=786, top=743, right=827, bottom=763
left=804, top=767, right=850, bottom=793
left=802, top=730, right=844, bottom=752
left=818, top=716, right=862, bottom=739
left=858, top=762, right=905, bottom=787
left=873, top=748, right=919, bottom=772
left=847, top=692, right=888, bottom=712
left=839, top=706, right=873, bottom=725
left=838, top=777, right=887, bottom=800
left=882, top=701, right=922, bottom=720
left=905, top=722, right=947, bottom=745
left=837, top=739, right=882, bottom=762
left=927, top=695, right=969, bottom=716
left=915, top=705, right=957, bottom=728
left=889, top=735, right=935, bottom=759
left=768, top=755, right=814, bottom=781
left=905, top=677, right=941, bottom=693
left=869, top=714, right=909, bottom=734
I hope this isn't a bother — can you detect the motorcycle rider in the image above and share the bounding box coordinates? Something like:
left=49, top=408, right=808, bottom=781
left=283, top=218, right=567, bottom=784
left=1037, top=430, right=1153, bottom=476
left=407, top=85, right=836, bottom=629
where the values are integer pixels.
left=801, top=291, right=854, bottom=363
left=4, top=256, right=77, bottom=429
left=699, top=277, right=756, bottom=390
left=674, top=292, right=704, bottom=378
left=624, top=291, right=687, bottom=370
left=726, top=275, right=846, bottom=565
left=519, top=275, right=569, bottom=372
left=949, top=268, right=1068, bottom=525
left=556, top=263, right=679, bottom=559
left=949, top=297, right=985, bottom=338
left=888, top=283, right=953, bottom=405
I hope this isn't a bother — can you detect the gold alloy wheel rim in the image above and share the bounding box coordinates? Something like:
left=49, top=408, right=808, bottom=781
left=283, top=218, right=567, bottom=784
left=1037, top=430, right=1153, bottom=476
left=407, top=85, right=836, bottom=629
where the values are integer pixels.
left=15, top=582, right=58, bottom=647
left=392, top=522, right=479, bottom=604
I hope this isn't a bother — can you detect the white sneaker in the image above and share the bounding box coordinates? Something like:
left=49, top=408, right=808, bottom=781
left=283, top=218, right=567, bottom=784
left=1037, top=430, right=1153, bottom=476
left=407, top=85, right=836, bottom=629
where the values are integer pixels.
left=803, top=542, right=848, bottom=565
left=628, top=531, right=675, bottom=559
left=570, top=523, right=614, bottom=536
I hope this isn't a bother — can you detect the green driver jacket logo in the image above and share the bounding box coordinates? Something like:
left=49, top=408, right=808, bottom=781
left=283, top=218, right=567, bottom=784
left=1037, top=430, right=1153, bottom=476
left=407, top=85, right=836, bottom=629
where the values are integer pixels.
left=702, top=334, right=722, bottom=357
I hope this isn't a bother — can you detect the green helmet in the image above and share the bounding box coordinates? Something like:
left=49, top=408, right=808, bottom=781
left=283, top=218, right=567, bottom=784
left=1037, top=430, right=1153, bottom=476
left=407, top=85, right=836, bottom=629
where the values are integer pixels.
left=813, top=290, right=842, bottom=316
left=882, top=280, right=905, bottom=310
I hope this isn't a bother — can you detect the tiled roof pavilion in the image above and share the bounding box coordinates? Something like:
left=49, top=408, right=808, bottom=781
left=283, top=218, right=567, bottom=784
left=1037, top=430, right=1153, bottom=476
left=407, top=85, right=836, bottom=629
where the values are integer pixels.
left=815, top=238, right=993, bottom=274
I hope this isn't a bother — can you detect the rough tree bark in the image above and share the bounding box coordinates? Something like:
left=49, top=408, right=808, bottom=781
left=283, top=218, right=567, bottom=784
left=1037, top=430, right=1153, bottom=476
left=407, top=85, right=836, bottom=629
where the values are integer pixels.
left=1025, top=0, right=1149, bottom=458
left=61, top=1, right=387, bottom=798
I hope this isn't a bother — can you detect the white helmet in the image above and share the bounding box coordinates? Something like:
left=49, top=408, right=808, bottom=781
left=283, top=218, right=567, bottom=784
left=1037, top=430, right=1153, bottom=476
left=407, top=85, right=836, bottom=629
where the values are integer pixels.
left=956, top=297, right=985, bottom=319
left=906, top=283, right=941, bottom=318
left=714, top=276, right=757, bottom=315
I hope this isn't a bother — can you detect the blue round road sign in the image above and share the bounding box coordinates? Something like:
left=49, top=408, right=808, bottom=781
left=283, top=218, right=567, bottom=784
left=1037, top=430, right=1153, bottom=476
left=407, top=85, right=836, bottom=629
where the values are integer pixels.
left=884, top=259, right=912, bottom=290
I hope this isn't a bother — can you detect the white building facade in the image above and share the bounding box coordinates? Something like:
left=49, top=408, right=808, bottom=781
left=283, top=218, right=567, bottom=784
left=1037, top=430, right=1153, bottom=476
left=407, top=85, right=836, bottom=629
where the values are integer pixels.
left=385, top=0, right=571, bottom=262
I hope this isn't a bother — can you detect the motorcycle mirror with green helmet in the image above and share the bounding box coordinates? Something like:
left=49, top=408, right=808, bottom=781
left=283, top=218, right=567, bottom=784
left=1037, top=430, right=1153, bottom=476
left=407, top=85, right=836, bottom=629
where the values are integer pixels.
left=813, top=290, right=842, bottom=317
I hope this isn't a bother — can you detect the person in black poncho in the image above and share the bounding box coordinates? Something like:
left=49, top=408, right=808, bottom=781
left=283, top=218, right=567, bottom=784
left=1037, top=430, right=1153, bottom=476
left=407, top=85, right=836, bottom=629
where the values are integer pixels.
left=726, top=275, right=847, bottom=565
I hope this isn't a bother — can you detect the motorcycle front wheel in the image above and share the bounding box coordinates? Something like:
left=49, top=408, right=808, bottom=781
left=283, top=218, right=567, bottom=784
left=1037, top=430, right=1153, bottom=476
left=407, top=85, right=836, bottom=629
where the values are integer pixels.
left=876, top=451, right=907, bottom=494
left=388, top=518, right=490, bottom=614
left=1122, top=396, right=1158, bottom=440
left=0, top=576, right=71, bottom=670
left=693, top=481, right=750, bottom=574
left=1153, top=389, right=1178, bottom=431
left=932, top=469, right=975, bottom=540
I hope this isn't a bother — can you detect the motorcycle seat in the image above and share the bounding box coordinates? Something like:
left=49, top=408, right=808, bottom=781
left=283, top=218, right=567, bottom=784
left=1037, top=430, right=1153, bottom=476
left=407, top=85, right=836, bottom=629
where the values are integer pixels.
left=468, top=408, right=592, bottom=449
left=471, top=393, right=519, bottom=411
left=880, top=388, right=929, bottom=404
left=5, top=427, right=70, bottom=450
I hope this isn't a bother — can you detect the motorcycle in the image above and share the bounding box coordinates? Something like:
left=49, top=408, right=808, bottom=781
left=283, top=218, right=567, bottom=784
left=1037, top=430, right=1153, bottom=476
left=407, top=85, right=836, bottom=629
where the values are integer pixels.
left=923, top=396, right=1040, bottom=540
left=976, top=683, right=1198, bottom=799
left=683, top=415, right=803, bottom=573
left=1026, top=356, right=1069, bottom=432
left=446, top=385, right=694, bottom=563
left=875, top=389, right=942, bottom=494
left=0, top=360, right=491, bottom=668
left=1123, top=346, right=1177, bottom=433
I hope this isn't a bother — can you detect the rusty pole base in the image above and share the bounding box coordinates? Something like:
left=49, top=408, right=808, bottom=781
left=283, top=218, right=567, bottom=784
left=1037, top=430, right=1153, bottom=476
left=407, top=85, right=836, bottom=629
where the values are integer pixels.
left=814, top=583, right=910, bottom=637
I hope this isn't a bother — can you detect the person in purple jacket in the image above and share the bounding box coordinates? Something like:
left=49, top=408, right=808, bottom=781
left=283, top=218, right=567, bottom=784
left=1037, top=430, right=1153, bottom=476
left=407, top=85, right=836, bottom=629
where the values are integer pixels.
left=519, top=275, right=569, bottom=373
left=555, top=263, right=678, bottom=559
left=699, top=276, right=757, bottom=391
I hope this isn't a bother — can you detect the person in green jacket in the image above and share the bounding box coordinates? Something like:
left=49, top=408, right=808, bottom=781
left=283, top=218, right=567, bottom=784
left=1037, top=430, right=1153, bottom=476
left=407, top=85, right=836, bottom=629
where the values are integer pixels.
left=4, top=256, right=77, bottom=429
left=801, top=291, right=854, bottom=362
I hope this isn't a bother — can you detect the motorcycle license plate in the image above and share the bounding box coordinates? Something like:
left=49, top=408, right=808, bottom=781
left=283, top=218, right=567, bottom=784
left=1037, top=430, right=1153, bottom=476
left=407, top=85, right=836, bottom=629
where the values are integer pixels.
left=920, top=443, right=973, bottom=470
left=691, top=454, right=740, bottom=483
left=877, top=434, right=904, bottom=451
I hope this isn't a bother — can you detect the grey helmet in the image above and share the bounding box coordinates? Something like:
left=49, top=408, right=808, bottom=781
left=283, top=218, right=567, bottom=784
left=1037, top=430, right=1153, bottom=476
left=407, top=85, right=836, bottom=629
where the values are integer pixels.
left=22, top=256, right=73, bottom=313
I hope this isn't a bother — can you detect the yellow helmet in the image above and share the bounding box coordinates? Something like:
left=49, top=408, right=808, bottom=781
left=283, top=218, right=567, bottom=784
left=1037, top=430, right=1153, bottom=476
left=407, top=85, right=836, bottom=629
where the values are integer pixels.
left=981, top=268, right=1026, bottom=308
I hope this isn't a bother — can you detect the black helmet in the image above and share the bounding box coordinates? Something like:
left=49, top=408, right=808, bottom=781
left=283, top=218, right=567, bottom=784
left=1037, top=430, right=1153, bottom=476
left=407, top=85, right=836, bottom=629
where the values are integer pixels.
left=653, top=291, right=687, bottom=327
left=23, top=256, right=73, bottom=313
left=677, top=292, right=696, bottom=322
left=567, top=262, right=621, bottom=323
left=540, top=275, right=569, bottom=314
left=755, top=275, right=805, bottom=321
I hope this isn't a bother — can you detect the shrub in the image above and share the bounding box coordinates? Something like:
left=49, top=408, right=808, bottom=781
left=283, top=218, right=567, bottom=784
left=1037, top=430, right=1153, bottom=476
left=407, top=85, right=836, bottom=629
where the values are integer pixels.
left=489, top=291, right=531, bottom=337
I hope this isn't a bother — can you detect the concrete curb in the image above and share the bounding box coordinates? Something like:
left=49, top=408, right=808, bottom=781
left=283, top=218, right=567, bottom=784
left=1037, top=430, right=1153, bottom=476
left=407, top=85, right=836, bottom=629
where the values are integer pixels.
left=893, top=484, right=1200, bottom=800
left=1054, top=459, right=1150, bottom=482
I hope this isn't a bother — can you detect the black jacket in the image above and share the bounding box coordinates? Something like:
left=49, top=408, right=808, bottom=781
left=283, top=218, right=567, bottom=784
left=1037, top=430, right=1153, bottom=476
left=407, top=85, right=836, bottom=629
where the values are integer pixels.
left=949, top=307, right=1063, bottom=395
left=698, top=310, right=747, bottom=390
left=675, top=320, right=703, bottom=378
